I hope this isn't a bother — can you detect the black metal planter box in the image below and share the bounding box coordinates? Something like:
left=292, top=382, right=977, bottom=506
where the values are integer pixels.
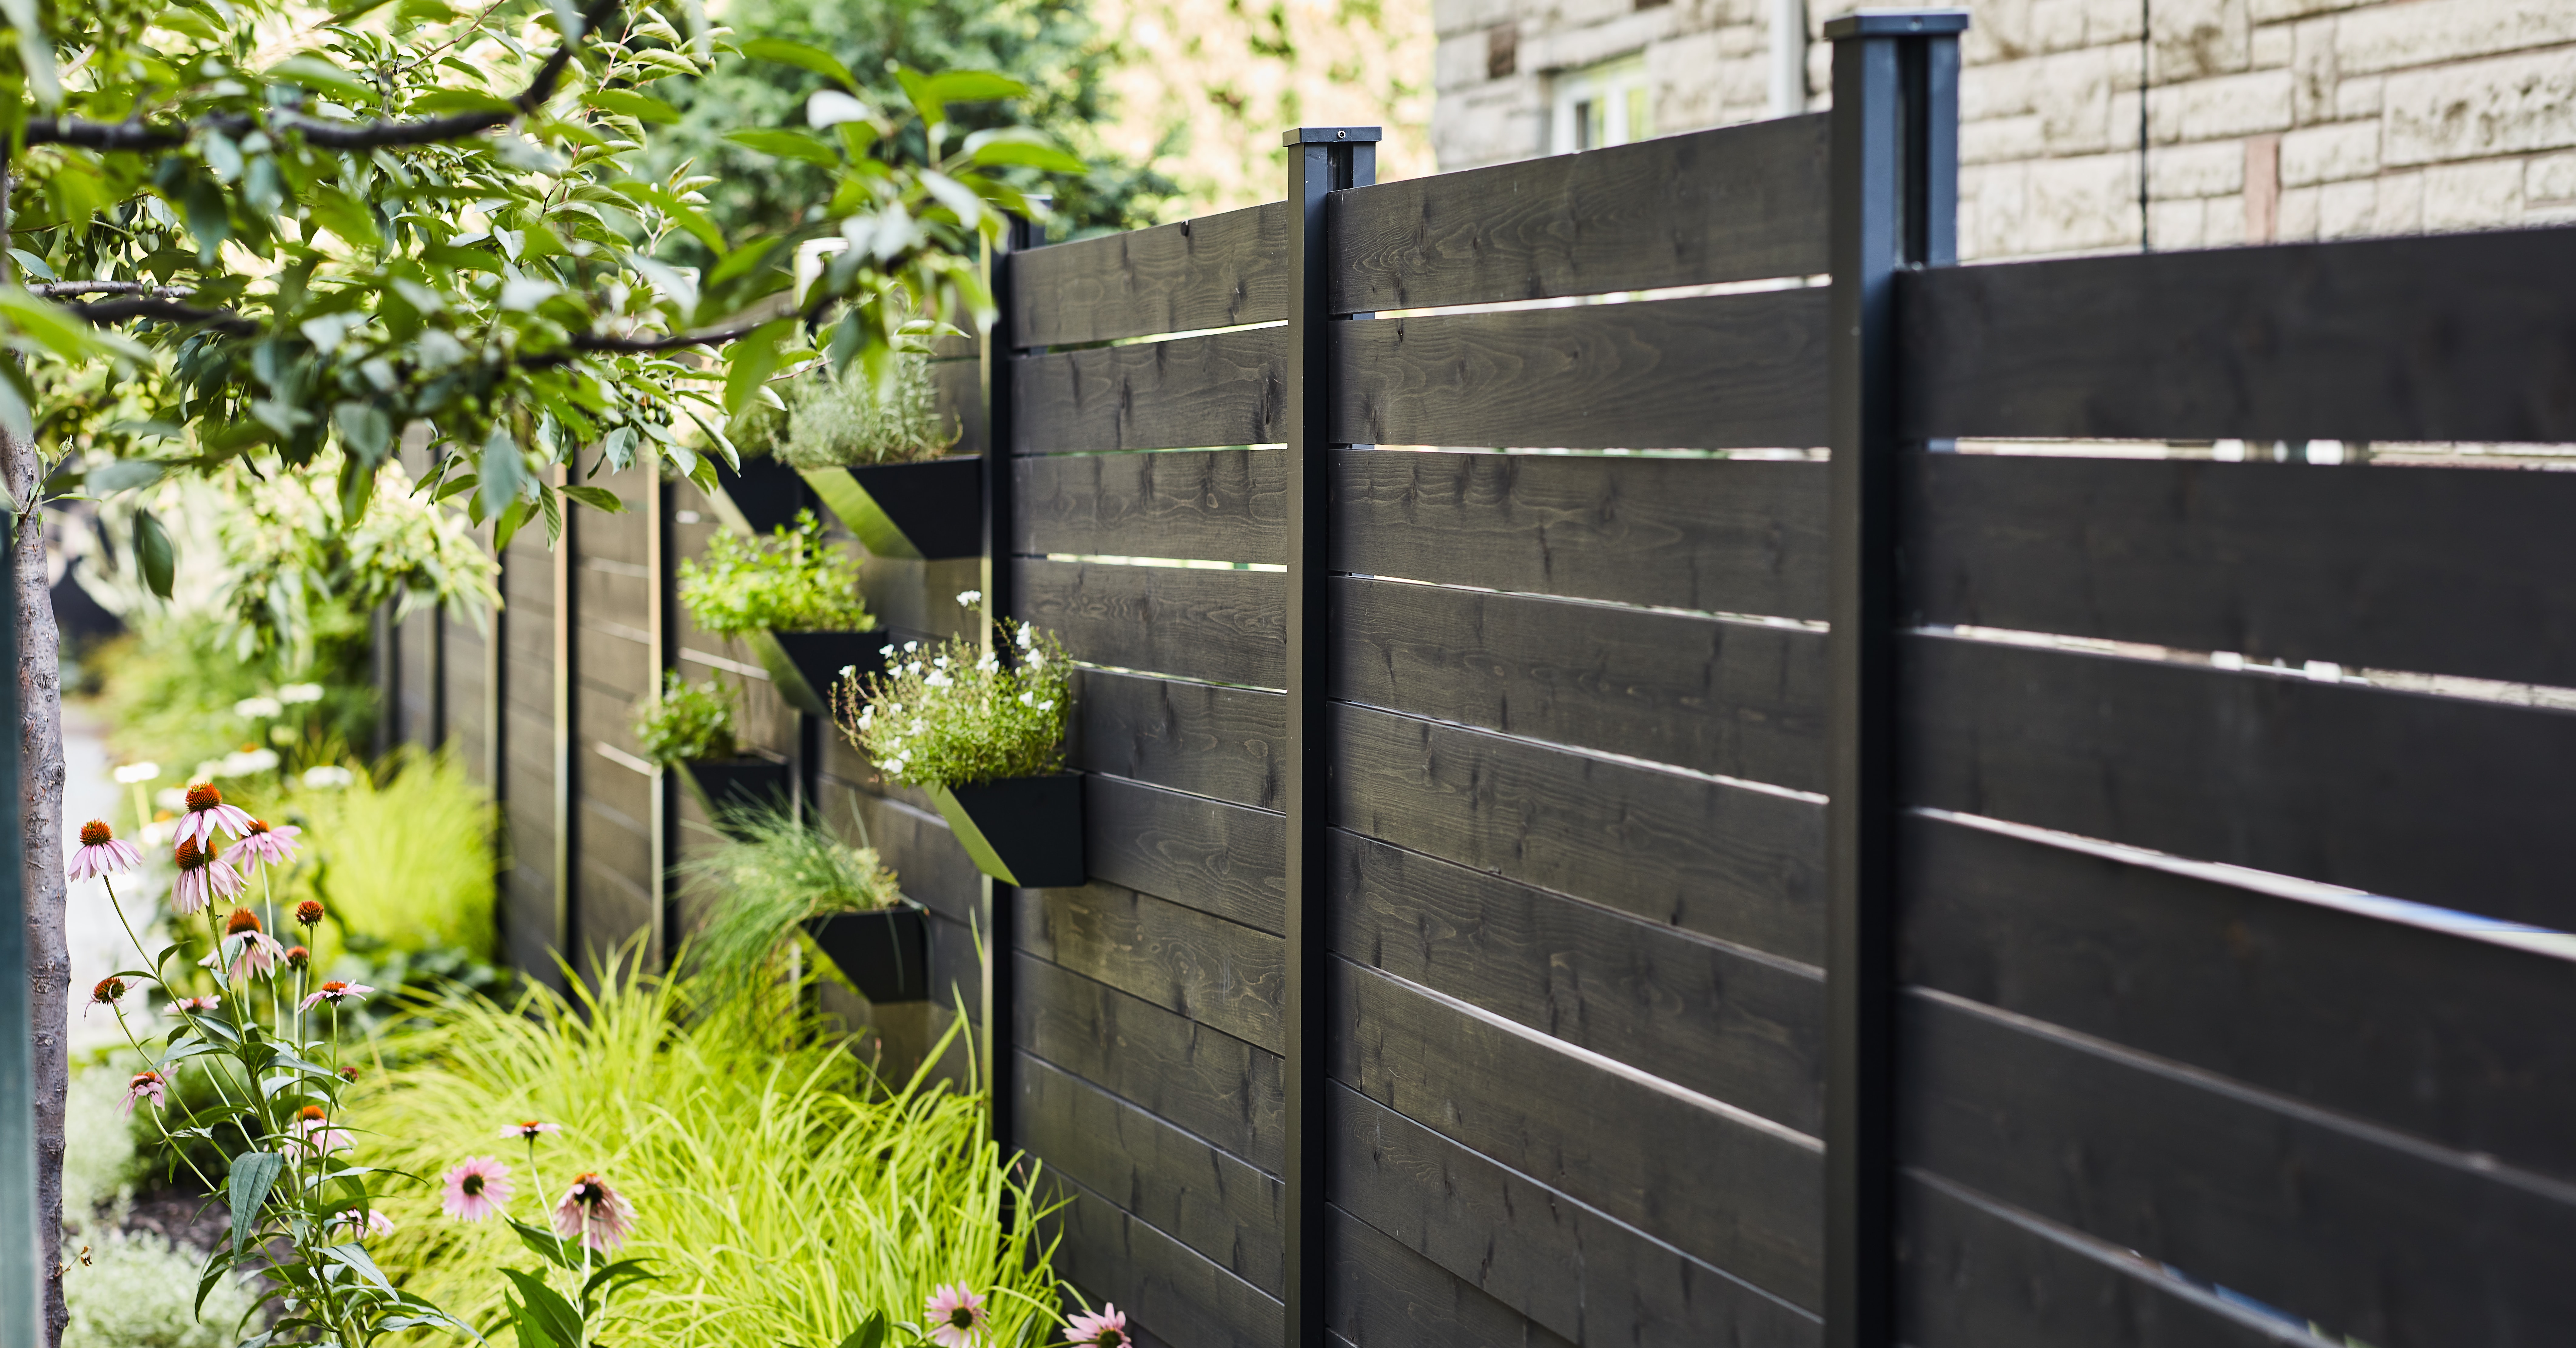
left=711, top=454, right=811, bottom=537
left=928, top=774, right=1085, bottom=889
left=802, top=906, right=928, bottom=1003
left=801, top=456, right=983, bottom=560
left=747, top=628, right=892, bottom=717
left=678, top=757, right=792, bottom=833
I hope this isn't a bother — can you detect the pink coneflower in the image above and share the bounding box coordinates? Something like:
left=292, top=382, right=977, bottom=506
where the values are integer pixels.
left=1062, top=1304, right=1126, bottom=1347
left=172, top=783, right=255, bottom=849
left=171, top=995, right=220, bottom=1014
left=441, top=1157, right=515, bottom=1221
left=122, top=1070, right=166, bottom=1117
left=86, top=977, right=125, bottom=1017
left=285, top=945, right=310, bottom=970
left=500, top=1120, right=560, bottom=1141
left=551, top=1173, right=635, bottom=1253
left=170, top=839, right=246, bottom=917
left=214, top=909, right=285, bottom=982
left=925, top=1285, right=988, bottom=1348
left=67, top=821, right=142, bottom=881
left=297, top=980, right=374, bottom=1013
left=332, top=1208, right=396, bottom=1239
left=286, top=1104, right=355, bottom=1156
left=295, top=899, right=325, bottom=927
left=219, top=819, right=302, bottom=875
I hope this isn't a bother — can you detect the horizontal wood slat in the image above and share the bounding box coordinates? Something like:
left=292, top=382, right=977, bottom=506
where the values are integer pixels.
left=1073, top=671, right=1283, bottom=810
left=1017, top=559, right=1284, bottom=689
left=1328, top=113, right=1830, bottom=313
left=1332, top=704, right=1826, bottom=964
left=1047, top=1174, right=1282, bottom=1348
left=1902, top=988, right=2576, bottom=1348
left=1331, top=958, right=1824, bottom=1309
left=1328, top=1202, right=1576, bottom=1348
left=1898, top=223, right=2576, bottom=443
left=1016, top=880, right=1284, bottom=1052
left=1900, top=813, right=2576, bottom=1185
left=1331, top=1083, right=1822, bottom=1347
left=1329, top=290, right=1829, bottom=451
left=1329, top=830, right=1822, bottom=1134
left=1900, top=453, right=2576, bottom=689
left=1018, top=449, right=1285, bottom=562
left=1016, top=951, right=1283, bottom=1173
left=1899, top=633, right=2576, bottom=925
left=1010, top=201, right=1288, bottom=348
left=1081, top=773, right=1287, bottom=934
left=1013, top=329, right=1286, bottom=455
left=1333, top=576, right=1827, bottom=791
left=1332, top=450, right=1829, bottom=620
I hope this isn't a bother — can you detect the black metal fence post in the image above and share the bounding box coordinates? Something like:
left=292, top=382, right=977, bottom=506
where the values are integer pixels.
left=1283, top=123, right=1376, bottom=1348
left=1822, top=12, right=1962, bottom=1348
left=981, top=210, right=1043, bottom=1152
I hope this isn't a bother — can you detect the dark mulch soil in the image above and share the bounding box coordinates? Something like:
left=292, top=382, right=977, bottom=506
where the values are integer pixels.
left=109, top=1184, right=231, bottom=1252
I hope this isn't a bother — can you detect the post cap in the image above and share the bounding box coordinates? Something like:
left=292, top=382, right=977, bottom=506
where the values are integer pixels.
left=1822, top=8, right=1969, bottom=39
left=1281, top=126, right=1385, bottom=146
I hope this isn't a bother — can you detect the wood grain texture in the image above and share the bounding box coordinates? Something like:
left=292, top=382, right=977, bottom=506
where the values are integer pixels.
left=1015, top=880, right=1284, bottom=1052
left=1329, top=290, right=1828, bottom=451
left=1331, top=959, right=1825, bottom=1310
left=1333, top=576, right=1826, bottom=792
left=1044, top=1173, right=1282, bottom=1348
left=1331, top=1084, right=1822, bottom=1347
left=1072, top=671, right=1283, bottom=810
left=1013, top=329, right=1286, bottom=455
left=1897, top=1171, right=2318, bottom=1348
left=1016, top=558, right=1284, bottom=689
left=1017, top=1052, right=1283, bottom=1293
left=1082, top=774, right=1287, bottom=935
left=1009, top=201, right=1287, bottom=348
left=1016, top=449, right=1285, bottom=565
left=1329, top=830, right=1822, bottom=1135
left=1332, top=449, right=1829, bottom=621
left=1015, top=951, right=1283, bottom=1173
left=1898, top=223, right=2576, bottom=442
left=1332, top=704, right=1826, bottom=964
left=1328, top=114, right=1829, bottom=313
left=1902, top=988, right=2576, bottom=1348
left=1900, top=452, right=2576, bottom=689
left=1327, top=1202, right=1578, bottom=1348
left=1900, top=813, right=2576, bottom=1185
left=1899, top=632, right=2576, bottom=927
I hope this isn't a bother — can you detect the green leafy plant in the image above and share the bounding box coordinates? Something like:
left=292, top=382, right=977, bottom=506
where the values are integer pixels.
left=289, top=750, right=500, bottom=965
left=634, top=672, right=742, bottom=766
left=680, top=805, right=904, bottom=1009
left=836, top=592, right=1070, bottom=789
left=62, top=1228, right=262, bottom=1348
left=773, top=351, right=961, bottom=468
left=679, top=511, right=875, bottom=637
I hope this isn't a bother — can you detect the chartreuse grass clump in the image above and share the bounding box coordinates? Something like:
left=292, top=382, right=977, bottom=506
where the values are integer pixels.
left=353, top=954, right=1062, bottom=1348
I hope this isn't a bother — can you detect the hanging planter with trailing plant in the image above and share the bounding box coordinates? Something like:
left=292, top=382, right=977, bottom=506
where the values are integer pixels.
left=679, top=805, right=926, bottom=1004
left=774, top=348, right=979, bottom=559
left=633, top=672, right=788, bottom=835
left=837, top=592, right=1083, bottom=889
left=679, top=509, right=886, bottom=717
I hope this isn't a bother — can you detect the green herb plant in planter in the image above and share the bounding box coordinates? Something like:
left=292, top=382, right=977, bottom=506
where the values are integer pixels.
left=775, top=348, right=979, bottom=561
left=680, top=805, right=924, bottom=1008
left=835, top=592, right=1083, bottom=888
left=635, top=673, right=788, bottom=830
left=677, top=510, right=885, bottom=717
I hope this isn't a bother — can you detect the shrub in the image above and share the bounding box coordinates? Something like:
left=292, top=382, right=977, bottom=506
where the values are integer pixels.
left=635, top=672, right=741, bottom=765
left=836, top=593, right=1070, bottom=789
left=290, top=749, right=499, bottom=963
left=773, top=355, right=959, bottom=469
left=61, top=1230, right=262, bottom=1348
left=677, top=510, right=873, bottom=638
left=679, top=804, right=903, bottom=1008
left=60, top=1057, right=142, bottom=1222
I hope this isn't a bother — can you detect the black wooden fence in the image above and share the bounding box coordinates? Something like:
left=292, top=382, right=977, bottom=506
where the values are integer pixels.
left=386, top=11, right=2576, bottom=1347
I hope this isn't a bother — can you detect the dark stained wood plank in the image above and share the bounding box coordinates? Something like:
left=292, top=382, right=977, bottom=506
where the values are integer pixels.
left=1327, top=1202, right=1578, bottom=1348
left=931, top=356, right=986, bottom=458
left=1334, top=576, right=1826, bottom=791
left=1332, top=705, right=1826, bottom=964
left=1043, top=1173, right=1282, bottom=1348
left=808, top=778, right=979, bottom=927
left=1009, top=201, right=1288, bottom=348
left=1329, top=114, right=1830, bottom=313
left=1013, top=330, right=1286, bottom=456
left=1018, top=1052, right=1284, bottom=1293
left=1015, top=880, right=1284, bottom=1052
left=1899, top=632, right=2576, bottom=928
left=1081, top=774, right=1287, bottom=935
left=924, top=907, right=982, bottom=1022
left=1898, top=223, right=2576, bottom=443
left=1072, top=671, right=1283, bottom=810
left=1016, top=952, right=1283, bottom=1173
left=1898, top=1171, right=2320, bottom=1348
left=1900, top=812, right=2576, bottom=1185
left=1330, top=291, right=1828, bottom=451
left=1900, top=452, right=2576, bottom=689
left=1016, top=558, right=1284, bottom=689
left=1332, top=959, right=1825, bottom=1309
left=1901, top=987, right=2576, bottom=1348
left=1016, top=449, right=1285, bottom=564
left=1332, top=449, right=1829, bottom=621
left=1330, top=831, right=1822, bottom=1135
left=1331, top=1084, right=1822, bottom=1347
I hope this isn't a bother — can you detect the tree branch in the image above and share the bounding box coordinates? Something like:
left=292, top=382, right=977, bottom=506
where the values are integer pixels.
left=63, top=297, right=259, bottom=337
left=29, top=281, right=193, bottom=300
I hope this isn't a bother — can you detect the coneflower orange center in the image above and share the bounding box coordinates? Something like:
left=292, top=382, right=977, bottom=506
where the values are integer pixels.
left=320, top=981, right=348, bottom=995
left=296, top=900, right=325, bottom=926
left=92, top=977, right=124, bottom=1001
left=79, top=820, right=111, bottom=846
left=246, top=818, right=270, bottom=835
left=184, top=783, right=221, bottom=811
left=225, top=908, right=262, bottom=934
left=173, top=839, right=207, bottom=871
left=300, top=1105, right=327, bottom=1122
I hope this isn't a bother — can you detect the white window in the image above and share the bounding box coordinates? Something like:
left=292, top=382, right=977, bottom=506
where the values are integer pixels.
left=1550, top=55, right=1650, bottom=155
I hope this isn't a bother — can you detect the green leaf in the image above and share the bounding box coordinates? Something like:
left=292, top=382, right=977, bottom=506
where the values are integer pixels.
left=580, top=1256, right=658, bottom=1305
left=478, top=426, right=525, bottom=524
left=87, top=460, right=165, bottom=495
left=334, top=402, right=393, bottom=466
left=832, top=1311, right=888, bottom=1348
left=305, top=187, right=382, bottom=250
left=133, top=511, right=176, bottom=600
left=720, top=129, right=840, bottom=168
left=562, top=485, right=626, bottom=514
left=920, top=70, right=1028, bottom=108
left=586, top=89, right=680, bottom=124
left=722, top=318, right=799, bottom=417
left=226, top=1152, right=284, bottom=1253
left=501, top=1267, right=586, bottom=1348
left=735, top=37, right=855, bottom=91
left=268, top=55, right=374, bottom=102
left=962, top=128, right=1086, bottom=174
left=506, top=1216, right=580, bottom=1272
left=411, top=89, right=520, bottom=118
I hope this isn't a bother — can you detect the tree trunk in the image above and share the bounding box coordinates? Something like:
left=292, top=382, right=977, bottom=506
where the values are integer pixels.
left=5, top=418, right=66, bottom=1346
